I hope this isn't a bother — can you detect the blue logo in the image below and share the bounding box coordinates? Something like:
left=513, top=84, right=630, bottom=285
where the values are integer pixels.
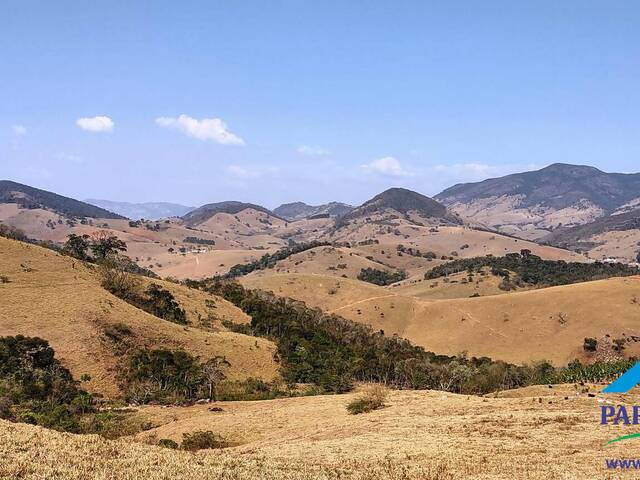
left=603, top=362, right=640, bottom=393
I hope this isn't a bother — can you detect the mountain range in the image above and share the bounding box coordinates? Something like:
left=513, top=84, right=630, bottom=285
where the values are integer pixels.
left=86, top=199, right=195, bottom=220
left=273, top=201, right=354, bottom=220
left=435, top=163, right=640, bottom=239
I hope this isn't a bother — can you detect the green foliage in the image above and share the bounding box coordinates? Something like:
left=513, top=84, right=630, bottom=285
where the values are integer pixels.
left=357, top=268, right=407, bottom=286
left=545, top=359, right=634, bottom=384
left=0, top=335, right=94, bottom=432
left=158, top=438, right=179, bottom=449
left=425, top=250, right=639, bottom=286
left=225, top=241, right=331, bottom=278
left=62, top=233, right=91, bottom=260
left=143, top=284, right=187, bottom=324
left=124, top=349, right=205, bottom=404
left=122, top=349, right=229, bottom=404
left=100, top=268, right=185, bottom=324
left=184, top=236, right=216, bottom=245
left=181, top=430, right=229, bottom=451
left=89, top=232, right=127, bottom=260
left=196, top=281, right=540, bottom=395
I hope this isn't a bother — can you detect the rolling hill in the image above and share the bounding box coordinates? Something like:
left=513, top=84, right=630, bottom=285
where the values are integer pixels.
left=274, top=201, right=354, bottom=220
left=0, top=236, right=279, bottom=398
left=242, top=271, right=640, bottom=365
left=340, top=187, right=461, bottom=226
left=1, top=383, right=634, bottom=479
left=0, top=180, right=125, bottom=219
left=183, top=201, right=283, bottom=226
left=542, top=209, right=640, bottom=263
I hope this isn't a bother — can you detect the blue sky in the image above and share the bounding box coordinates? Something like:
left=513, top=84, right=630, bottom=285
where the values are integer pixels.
left=2, top=1, right=639, bottom=208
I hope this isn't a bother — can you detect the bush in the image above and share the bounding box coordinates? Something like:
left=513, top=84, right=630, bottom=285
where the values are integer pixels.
left=357, top=268, right=407, bottom=286
left=224, top=241, right=331, bottom=278
left=181, top=430, right=229, bottom=451
left=583, top=337, right=598, bottom=352
left=158, top=438, right=179, bottom=449
left=347, top=385, right=388, bottom=415
left=101, top=265, right=186, bottom=325
left=100, top=264, right=142, bottom=302
left=425, top=251, right=640, bottom=287
left=143, top=284, right=187, bottom=324
left=0, top=335, right=94, bottom=432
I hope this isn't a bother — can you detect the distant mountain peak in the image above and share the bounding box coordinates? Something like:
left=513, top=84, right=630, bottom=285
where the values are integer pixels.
left=340, top=187, right=461, bottom=225
left=85, top=199, right=195, bottom=220
left=182, top=200, right=282, bottom=225
left=274, top=201, right=354, bottom=220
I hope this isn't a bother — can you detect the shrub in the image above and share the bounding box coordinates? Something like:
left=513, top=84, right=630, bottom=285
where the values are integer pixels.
left=143, top=284, right=187, bottom=324
left=583, top=337, right=598, bottom=352
left=124, top=349, right=205, bottom=404
left=224, top=241, right=331, bottom=278
left=181, top=430, right=229, bottom=451
left=158, top=438, right=179, bottom=449
left=347, top=385, right=388, bottom=415
left=100, top=264, right=142, bottom=302
left=0, top=335, right=94, bottom=432
left=101, top=265, right=185, bottom=324
left=357, top=268, right=407, bottom=286
left=103, top=323, right=133, bottom=343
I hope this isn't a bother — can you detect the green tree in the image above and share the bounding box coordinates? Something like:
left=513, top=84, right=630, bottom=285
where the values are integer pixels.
left=90, top=230, right=127, bottom=260
left=63, top=233, right=91, bottom=260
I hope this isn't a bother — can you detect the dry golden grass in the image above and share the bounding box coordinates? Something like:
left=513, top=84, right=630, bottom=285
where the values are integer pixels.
left=242, top=270, right=640, bottom=365
left=2, top=384, right=639, bottom=479
left=0, top=237, right=278, bottom=398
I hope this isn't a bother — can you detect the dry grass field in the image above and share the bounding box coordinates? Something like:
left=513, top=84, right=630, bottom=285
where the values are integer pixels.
left=1, top=384, right=639, bottom=479
left=243, top=272, right=640, bottom=365
left=0, top=237, right=279, bottom=398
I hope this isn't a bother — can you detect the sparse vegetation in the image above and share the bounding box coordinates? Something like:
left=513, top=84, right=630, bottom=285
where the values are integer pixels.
left=181, top=430, right=230, bottom=451
left=583, top=337, right=597, bottom=352
left=100, top=265, right=186, bottom=324
left=184, top=236, right=216, bottom=245
left=346, top=385, right=388, bottom=414
left=425, top=250, right=640, bottom=287
left=225, top=241, right=331, bottom=278
left=357, top=267, right=407, bottom=286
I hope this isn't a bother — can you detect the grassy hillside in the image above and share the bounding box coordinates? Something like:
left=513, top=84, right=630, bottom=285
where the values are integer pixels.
left=241, top=270, right=640, bottom=365
left=0, top=237, right=278, bottom=398
left=1, top=384, right=637, bottom=479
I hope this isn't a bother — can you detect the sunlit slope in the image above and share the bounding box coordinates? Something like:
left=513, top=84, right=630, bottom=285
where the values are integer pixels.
left=242, top=271, right=640, bottom=365
left=1, top=384, right=637, bottom=479
left=406, top=277, right=640, bottom=364
left=0, top=237, right=279, bottom=398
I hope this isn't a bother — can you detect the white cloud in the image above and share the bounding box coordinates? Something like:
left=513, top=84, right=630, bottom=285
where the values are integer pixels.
left=156, top=114, right=244, bottom=145
left=361, top=156, right=410, bottom=177
left=12, top=125, right=27, bottom=136
left=76, top=116, right=114, bottom=132
left=297, top=145, right=330, bottom=156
